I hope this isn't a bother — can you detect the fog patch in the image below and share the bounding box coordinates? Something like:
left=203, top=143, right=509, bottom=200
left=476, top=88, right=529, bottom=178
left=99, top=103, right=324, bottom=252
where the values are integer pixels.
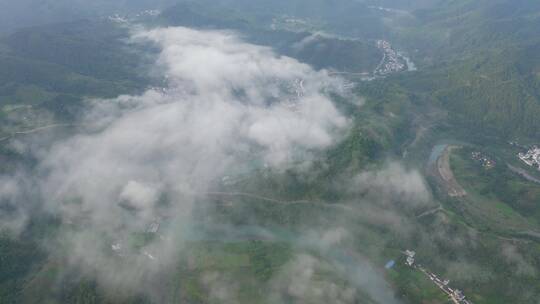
left=0, top=174, right=33, bottom=235
left=337, top=162, right=435, bottom=237
left=446, top=260, right=494, bottom=283
left=0, top=25, right=352, bottom=294
left=501, top=243, right=537, bottom=277
left=351, top=162, right=431, bottom=208
left=270, top=254, right=359, bottom=304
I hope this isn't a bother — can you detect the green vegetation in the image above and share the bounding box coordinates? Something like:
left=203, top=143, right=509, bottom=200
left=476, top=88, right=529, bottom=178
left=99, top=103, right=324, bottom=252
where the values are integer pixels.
left=386, top=0, right=540, bottom=140
left=1, top=0, right=540, bottom=303
left=389, top=264, right=449, bottom=304
left=161, top=0, right=387, bottom=39
left=450, top=147, right=540, bottom=229
left=160, top=2, right=383, bottom=74
left=0, top=236, right=44, bottom=304
left=0, top=20, right=152, bottom=123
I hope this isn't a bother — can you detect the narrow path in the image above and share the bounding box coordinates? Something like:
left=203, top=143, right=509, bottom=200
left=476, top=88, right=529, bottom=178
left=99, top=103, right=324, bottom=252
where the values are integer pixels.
left=416, top=205, right=443, bottom=218
left=13, top=123, right=77, bottom=135
left=507, top=164, right=540, bottom=184
left=328, top=71, right=370, bottom=76
left=0, top=123, right=79, bottom=143
left=205, top=191, right=310, bottom=204
left=202, top=191, right=355, bottom=211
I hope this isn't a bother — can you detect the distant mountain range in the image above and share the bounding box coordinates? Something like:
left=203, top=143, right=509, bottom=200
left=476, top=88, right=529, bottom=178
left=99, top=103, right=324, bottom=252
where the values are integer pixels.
left=393, top=0, right=540, bottom=139
left=0, top=0, right=177, bottom=33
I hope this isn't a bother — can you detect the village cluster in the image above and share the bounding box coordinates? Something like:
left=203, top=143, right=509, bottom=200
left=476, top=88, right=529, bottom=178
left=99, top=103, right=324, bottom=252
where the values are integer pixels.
left=270, top=15, right=316, bottom=32
left=471, top=151, right=496, bottom=169
left=518, top=145, right=540, bottom=170
left=108, top=9, right=160, bottom=24
left=374, top=40, right=406, bottom=76
left=404, top=250, right=473, bottom=304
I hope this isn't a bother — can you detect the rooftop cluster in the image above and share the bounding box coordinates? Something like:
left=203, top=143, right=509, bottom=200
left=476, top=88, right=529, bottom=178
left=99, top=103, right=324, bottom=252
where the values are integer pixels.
left=374, top=40, right=406, bottom=76
left=518, top=146, right=540, bottom=170
left=404, top=249, right=473, bottom=304
left=471, top=151, right=496, bottom=169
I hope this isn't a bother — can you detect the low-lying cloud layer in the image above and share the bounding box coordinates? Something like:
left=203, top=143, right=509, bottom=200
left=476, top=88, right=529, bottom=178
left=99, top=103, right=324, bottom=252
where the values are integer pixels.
left=1, top=25, right=350, bottom=293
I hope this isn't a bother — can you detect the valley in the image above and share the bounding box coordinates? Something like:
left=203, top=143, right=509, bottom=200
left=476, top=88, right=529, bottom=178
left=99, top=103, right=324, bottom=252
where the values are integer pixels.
left=0, top=1, right=539, bottom=304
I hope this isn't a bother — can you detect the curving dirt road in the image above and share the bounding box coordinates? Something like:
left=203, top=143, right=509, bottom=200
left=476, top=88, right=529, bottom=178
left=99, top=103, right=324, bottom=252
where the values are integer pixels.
left=428, top=145, right=467, bottom=197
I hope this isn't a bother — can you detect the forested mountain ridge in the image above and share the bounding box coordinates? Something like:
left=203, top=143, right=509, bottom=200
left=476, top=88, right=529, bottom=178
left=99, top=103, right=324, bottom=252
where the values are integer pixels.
left=160, top=0, right=388, bottom=39
left=388, top=0, right=540, bottom=139
left=403, top=0, right=540, bottom=59
left=0, top=0, right=178, bottom=33
left=0, top=20, right=153, bottom=120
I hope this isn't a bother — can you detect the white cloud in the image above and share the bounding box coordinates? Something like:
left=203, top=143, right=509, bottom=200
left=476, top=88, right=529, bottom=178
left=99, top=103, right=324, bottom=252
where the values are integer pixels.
left=0, top=175, right=29, bottom=234
left=352, top=162, right=431, bottom=208
left=501, top=243, right=537, bottom=277
left=270, top=254, right=358, bottom=304
left=13, top=26, right=350, bottom=290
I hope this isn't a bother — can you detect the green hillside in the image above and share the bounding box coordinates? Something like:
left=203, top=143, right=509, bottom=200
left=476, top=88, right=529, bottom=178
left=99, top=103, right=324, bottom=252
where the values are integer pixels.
left=0, top=1, right=539, bottom=303
left=0, top=20, right=152, bottom=121
left=382, top=0, right=540, bottom=140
